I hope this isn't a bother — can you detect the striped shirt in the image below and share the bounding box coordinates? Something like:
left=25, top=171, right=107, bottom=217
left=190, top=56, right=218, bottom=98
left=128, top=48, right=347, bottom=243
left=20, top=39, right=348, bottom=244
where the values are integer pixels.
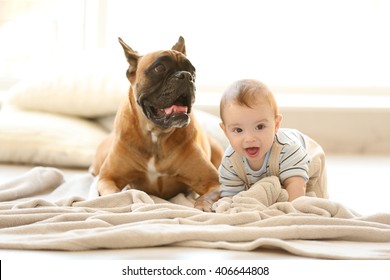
left=219, top=128, right=311, bottom=197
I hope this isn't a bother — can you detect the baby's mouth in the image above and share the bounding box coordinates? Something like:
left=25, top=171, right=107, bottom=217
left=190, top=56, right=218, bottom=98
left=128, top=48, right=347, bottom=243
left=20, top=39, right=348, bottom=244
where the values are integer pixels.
left=245, top=147, right=260, bottom=157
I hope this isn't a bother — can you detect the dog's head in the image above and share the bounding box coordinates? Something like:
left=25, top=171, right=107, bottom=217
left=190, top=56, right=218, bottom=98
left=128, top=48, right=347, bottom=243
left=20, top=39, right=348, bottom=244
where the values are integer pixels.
left=118, top=37, right=196, bottom=130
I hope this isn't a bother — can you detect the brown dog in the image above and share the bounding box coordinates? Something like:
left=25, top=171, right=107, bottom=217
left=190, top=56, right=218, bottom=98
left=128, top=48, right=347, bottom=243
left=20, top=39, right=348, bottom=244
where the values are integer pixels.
left=91, top=36, right=223, bottom=211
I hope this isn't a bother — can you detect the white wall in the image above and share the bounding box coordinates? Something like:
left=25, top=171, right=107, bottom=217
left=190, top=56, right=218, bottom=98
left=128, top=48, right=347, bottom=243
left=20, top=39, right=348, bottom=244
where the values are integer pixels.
left=1, top=0, right=389, bottom=154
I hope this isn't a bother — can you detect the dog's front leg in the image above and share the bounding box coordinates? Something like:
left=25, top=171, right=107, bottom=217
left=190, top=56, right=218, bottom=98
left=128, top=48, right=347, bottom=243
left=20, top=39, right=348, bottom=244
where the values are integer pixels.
left=97, top=177, right=122, bottom=196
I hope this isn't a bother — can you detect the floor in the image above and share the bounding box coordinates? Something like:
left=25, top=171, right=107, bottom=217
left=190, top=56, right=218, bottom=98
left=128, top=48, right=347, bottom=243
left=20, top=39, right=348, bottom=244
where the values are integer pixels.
left=325, top=155, right=390, bottom=215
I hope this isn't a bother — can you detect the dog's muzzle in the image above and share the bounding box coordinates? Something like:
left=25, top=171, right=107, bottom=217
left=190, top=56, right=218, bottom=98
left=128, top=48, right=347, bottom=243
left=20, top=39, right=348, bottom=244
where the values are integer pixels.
left=139, top=71, right=196, bottom=129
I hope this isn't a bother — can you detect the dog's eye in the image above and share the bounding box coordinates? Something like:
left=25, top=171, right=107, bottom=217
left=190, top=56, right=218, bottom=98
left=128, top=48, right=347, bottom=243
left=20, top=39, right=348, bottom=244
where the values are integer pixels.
left=154, top=64, right=166, bottom=73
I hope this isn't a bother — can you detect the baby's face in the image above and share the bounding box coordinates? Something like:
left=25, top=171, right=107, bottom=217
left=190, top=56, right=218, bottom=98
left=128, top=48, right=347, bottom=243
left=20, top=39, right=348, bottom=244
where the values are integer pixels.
left=220, top=101, right=282, bottom=170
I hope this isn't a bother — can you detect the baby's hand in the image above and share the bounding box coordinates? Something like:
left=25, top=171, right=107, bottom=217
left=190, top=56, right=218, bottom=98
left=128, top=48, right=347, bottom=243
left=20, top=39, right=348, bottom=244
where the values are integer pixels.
left=212, top=196, right=233, bottom=213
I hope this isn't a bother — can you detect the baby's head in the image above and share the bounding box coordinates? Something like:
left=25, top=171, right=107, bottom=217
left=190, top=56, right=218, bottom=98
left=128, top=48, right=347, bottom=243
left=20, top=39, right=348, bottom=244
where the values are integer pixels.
left=220, top=79, right=279, bottom=123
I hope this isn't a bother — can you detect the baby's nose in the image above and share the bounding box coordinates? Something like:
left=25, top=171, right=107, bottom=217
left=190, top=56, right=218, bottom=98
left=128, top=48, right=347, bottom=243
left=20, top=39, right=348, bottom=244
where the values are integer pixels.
left=244, top=132, right=256, bottom=143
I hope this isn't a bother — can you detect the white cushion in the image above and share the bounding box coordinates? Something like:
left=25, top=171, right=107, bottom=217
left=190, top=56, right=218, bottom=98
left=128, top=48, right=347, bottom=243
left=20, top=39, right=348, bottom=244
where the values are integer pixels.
left=193, top=109, right=228, bottom=149
left=6, top=52, right=129, bottom=118
left=0, top=107, right=107, bottom=168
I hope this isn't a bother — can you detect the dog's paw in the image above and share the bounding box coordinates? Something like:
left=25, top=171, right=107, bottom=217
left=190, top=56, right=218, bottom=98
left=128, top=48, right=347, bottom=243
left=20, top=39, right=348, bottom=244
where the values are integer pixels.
left=194, top=190, right=220, bottom=212
left=98, top=182, right=121, bottom=196
left=194, top=200, right=213, bottom=212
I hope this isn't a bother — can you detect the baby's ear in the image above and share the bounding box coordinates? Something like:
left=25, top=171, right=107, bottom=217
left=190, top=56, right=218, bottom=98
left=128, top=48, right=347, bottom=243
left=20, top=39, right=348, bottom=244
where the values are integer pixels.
left=219, top=123, right=227, bottom=135
left=275, top=114, right=283, bottom=132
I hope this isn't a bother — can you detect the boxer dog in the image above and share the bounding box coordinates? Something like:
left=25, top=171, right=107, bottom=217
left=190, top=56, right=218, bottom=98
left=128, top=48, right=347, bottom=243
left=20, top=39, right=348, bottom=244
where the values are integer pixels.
left=91, top=36, right=223, bottom=211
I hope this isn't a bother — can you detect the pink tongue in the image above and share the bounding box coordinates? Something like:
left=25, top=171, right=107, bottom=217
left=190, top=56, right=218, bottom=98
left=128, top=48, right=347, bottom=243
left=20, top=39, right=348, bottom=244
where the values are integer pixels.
left=246, top=147, right=259, bottom=155
left=163, top=105, right=188, bottom=114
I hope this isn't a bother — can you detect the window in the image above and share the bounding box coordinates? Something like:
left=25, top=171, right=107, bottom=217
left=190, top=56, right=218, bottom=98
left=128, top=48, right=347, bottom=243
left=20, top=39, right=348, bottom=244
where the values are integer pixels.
left=0, top=0, right=86, bottom=89
left=1, top=0, right=389, bottom=94
left=97, top=0, right=390, bottom=93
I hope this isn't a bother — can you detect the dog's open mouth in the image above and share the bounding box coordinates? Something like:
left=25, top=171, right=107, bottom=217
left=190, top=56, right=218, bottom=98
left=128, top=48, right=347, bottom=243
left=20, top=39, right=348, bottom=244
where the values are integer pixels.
left=143, top=94, right=193, bottom=129
left=160, top=104, right=188, bottom=115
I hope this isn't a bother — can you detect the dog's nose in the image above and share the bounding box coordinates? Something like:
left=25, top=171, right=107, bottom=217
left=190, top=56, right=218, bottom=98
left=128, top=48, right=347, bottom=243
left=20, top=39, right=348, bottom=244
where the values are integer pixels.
left=175, top=71, right=193, bottom=81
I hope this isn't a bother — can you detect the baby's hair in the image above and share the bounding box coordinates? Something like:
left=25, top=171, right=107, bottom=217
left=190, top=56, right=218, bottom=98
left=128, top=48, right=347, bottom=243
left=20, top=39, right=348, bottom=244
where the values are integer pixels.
left=220, top=79, right=279, bottom=122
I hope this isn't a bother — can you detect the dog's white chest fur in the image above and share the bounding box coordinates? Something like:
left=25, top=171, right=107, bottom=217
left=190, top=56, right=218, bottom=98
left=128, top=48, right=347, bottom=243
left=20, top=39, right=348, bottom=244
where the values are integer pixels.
left=146, top=132, right=161, bottom=185
left=146, top=157, right=164, bottom=185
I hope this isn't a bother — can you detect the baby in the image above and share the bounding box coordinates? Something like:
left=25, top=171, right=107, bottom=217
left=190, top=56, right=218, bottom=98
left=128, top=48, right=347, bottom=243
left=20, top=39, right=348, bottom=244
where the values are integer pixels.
left=218, top=79, right=328, bottom=201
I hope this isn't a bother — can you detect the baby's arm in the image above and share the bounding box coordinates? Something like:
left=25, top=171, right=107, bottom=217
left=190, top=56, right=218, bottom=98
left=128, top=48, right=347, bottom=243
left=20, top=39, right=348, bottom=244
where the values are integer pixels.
left=283, top=176, right=306, bottom=201
left=220, top=179, right=246, bottom=197
left=218, top=152, right=246, bottom=197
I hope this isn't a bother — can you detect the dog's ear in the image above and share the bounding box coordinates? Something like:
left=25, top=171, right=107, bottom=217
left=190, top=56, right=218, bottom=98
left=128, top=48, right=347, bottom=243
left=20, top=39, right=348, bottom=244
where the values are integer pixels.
left=118, top=37, right=141, bottom=77
left=171, top=36, right=186, bottom=56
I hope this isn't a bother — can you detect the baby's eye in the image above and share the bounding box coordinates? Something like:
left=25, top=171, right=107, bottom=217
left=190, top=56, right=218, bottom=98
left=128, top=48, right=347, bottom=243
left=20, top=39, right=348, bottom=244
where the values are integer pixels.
left=233, top=127, right=243, bottom=133
left=256, top=124, right=265, bottom=130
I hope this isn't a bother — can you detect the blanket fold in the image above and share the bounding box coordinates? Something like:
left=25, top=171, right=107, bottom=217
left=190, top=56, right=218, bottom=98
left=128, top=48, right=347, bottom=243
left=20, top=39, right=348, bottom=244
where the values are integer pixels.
left=0, top=167, right=389, bottom=259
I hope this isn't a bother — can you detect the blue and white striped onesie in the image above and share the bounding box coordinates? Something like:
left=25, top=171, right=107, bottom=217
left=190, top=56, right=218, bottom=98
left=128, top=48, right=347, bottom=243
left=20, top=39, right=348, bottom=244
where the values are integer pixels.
left=219, top=128, right=311, bottom=197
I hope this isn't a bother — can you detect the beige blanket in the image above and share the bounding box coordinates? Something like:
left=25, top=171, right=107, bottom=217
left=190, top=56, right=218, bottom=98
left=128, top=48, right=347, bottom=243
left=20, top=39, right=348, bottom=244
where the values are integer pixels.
left=1, top=167, right=389, bottom=259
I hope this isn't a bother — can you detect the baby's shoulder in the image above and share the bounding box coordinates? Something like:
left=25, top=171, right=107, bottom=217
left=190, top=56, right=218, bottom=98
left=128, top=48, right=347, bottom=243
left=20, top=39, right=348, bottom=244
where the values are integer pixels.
left=222, top=145, right=236, bottom=157
left=276, top=128, right=306, bottom=147
left=220, top=145, right=237, bottom=166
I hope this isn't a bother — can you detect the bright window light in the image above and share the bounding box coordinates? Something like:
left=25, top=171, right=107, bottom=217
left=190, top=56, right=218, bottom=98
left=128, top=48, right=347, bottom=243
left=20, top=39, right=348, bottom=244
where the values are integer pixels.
left=103, top=0, right=390, bottom=89
left=1, top=0, right=389, bottom=91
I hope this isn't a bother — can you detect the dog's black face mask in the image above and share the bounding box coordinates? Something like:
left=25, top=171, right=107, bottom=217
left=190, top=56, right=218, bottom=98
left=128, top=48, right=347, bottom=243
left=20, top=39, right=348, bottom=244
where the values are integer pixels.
left=137, top=54, right=196, bottom=129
